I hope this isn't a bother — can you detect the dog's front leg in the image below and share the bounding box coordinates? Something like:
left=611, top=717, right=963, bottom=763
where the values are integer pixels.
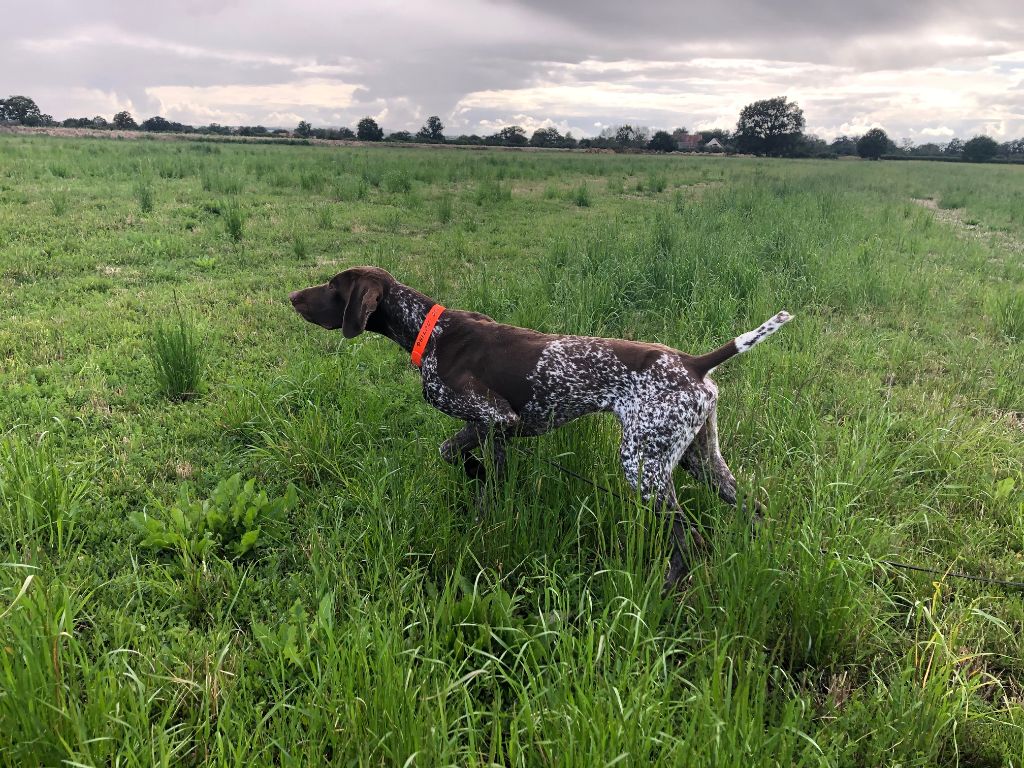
left=428, top=372, right=520, bottom=513
left=440, top=421, right=512, bottom=516
left=440, top=422, right=490, bottom=480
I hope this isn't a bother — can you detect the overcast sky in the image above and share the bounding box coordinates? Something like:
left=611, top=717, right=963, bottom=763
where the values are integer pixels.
left=6, top=0, right=1023, bottom=141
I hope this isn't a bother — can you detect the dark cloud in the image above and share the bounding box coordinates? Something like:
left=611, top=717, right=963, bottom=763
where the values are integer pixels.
left=4, top=0, right=1022, bottom=138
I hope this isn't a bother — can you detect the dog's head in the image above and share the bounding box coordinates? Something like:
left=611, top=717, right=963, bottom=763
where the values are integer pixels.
left=289, top=266, right=393, bottom=337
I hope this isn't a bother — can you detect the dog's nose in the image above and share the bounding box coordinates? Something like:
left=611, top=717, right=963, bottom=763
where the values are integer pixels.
left=288, top=290, right=301, bottom=304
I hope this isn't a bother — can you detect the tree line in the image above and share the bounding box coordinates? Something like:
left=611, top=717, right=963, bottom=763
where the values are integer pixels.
left=3, top=94, right=1021, bottom=163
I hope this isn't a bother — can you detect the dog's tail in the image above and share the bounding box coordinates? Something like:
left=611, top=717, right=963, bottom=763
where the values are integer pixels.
left=688, top=311, right=793, bottom=377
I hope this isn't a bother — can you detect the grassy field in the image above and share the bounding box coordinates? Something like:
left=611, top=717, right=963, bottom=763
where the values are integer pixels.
left=1, top=134, right=1023, bottom=766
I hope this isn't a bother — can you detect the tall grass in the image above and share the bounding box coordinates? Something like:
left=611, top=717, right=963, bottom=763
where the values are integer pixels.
left=147, top=301, right=206, bottom=400
left=474, top=178, right=511, bottom=206
left=991, top=290, right=1024, bottom=340
left=436, top=192, right=454, bottom=224
left=202, top=172, right=243, bottom=194
left=2, top=135, right=1023, bottom=765
left=383, top=169, right=412, bottom=193
left=223, top=202, right=244, bottom=242
left=49, top=190, right=69, bottom=216
left=314, top=204, right=333, bottom=229
left=0, top=435, right=88, bottom=556
left=569, top=182, right=591, bottom=207
left=134, top=179, right=154, bottom=213
left=645, top=172, right=667, bottom=193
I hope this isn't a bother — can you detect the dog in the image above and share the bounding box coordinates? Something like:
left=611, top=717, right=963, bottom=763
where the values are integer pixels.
left=290, top=266, right=792, bottom=586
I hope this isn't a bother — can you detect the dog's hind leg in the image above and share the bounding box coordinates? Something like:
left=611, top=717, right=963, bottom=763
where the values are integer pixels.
left=680, top=399, right=764, bottom=522
left=617, top=410, right=707, bottom=590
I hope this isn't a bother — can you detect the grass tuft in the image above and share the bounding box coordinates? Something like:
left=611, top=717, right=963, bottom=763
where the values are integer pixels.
left=0, top=435, right=87, bottom=556
left=147, top=300, right=206, bottom=401
left=223, top=202, right=245, bottom=242
left=474, top=178, right=511, bottom=206
left=646, top=172, right=667, bottom=193
left=383, top=169, right=412, bottom=193
left=436, top=192, right=454, bottom=224
left=134, top=180, right=154, bottom=213
left=569, top=183, right=591, bottom=207
left=991, top=291, right=1024, bottom=340
left=314, top=204, right=333, bottom=229
left=49, top=190, right=70, bottom=216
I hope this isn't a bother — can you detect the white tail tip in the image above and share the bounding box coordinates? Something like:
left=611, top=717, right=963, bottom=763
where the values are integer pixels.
left=735, top=311, right=793, bottom=353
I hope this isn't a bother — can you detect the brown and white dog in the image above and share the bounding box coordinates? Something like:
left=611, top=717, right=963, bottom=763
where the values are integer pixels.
left=290, top=266, right=792, bottom=585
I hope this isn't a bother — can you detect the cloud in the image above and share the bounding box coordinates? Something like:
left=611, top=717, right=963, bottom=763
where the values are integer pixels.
left=3, top=0, right=1022, bottom=139
left=145, top=79, right=362, bottom=124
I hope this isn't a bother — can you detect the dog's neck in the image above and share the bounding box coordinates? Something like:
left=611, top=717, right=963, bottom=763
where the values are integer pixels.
left=374, top=282, right=438, bottom=352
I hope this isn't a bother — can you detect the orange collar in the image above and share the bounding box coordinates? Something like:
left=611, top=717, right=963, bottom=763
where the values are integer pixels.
left=410, top=304, right=445, bottom=367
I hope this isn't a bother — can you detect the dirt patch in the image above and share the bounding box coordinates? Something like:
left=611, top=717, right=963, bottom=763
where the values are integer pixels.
left=912, top=197, right=979, bottom=230
left=912, top=197, right=1024, bottom=254
left=993, top=409, right=1024, bottom=433
left=682, top=180, right=725, bottom=194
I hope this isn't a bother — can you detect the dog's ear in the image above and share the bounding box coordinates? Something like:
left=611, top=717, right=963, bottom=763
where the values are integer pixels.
left=335, top=271, right=383, bottom=338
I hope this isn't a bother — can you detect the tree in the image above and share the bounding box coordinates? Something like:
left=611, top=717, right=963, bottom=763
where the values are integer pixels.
left=357, top=117, right=384, bottom=141
left=612, top=124, right=649, bottom=149
left=295, top=120, right=312, bottom=138
left=386, top=131, right=414, bottom=142
left=829, top=135, right=858, bottom=156
left=944, top=138, right=964, bottom=156
left=310, top=126, right=356, bottom=140
left=1, top=95, right=42, bottom=124
left=112, top=110, right=137, bottom=130
left=856, top=127, right=891, bottom=160
left=529, top=127, right=564, bottom=148
left=735, top=96, right=805, bottom=156
left=91, top=116, right=109, bottom=129
left=647, top=130, right=675, bottom=152
left=416, top=115, right=445, bottom=142
left=500, top=125, right=528, bottom=145
left=488, top=125, right=527, bottom=146
left=962, top=135, right=998, bottom=163
left=141, top=116, right=173, bottom=132
left=792, top=133, right=829, bottom=157
left=615, top=124, right=636, bottom=146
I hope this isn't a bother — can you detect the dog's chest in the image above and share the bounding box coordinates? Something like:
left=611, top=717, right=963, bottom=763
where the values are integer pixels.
left=419, top=354, right=512, bottom=424
left=420, top=355, right=460, bottom=414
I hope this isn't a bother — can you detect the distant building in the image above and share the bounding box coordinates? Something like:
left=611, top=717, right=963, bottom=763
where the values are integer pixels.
left=703, top=138, right=724, bottom=151
left=673, top=130, right=702, bottom=151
